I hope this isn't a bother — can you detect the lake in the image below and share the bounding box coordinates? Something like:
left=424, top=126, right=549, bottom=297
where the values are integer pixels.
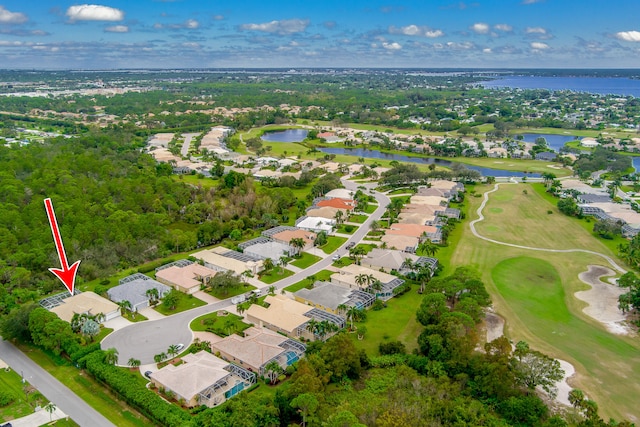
left=481, top=76, right=640, bottom=97
left=318, top=147, right=541, bottom=178
left=517, top=133, right=578, bottom=152
left=261, top=129, right=308, bottom=142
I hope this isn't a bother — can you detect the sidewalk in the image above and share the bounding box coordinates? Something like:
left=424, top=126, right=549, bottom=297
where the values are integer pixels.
left=6, top=407, right=68, bottom=427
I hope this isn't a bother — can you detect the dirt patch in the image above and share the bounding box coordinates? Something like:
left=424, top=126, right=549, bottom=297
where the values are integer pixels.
left=485, top=311, right=505, bottom=343
left=575, top=265, right=630, bottom=335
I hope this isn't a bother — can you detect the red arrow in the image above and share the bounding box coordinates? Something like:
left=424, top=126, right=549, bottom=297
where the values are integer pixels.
left=44, top=198, right=81, bottom=296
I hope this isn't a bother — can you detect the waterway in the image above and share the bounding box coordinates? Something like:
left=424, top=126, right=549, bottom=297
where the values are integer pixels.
left=481, top=76, right=640, bottom=98
left=261, top=129, right=308, bottom=142
left=318, top=147, right=541, bottom=178
left=517, top=133, right=578, bottom=152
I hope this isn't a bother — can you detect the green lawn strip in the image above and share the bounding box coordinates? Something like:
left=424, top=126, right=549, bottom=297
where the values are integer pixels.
left=491, top=256, right=640, bottom=420
left=259, top=268, right=295, bottom=284
left=320, top=236, right=348, bottom=254
left=387, top=188, right=415, bottom=195
left=363, top=203, right=378, bottom=214
left=209, top=283, right=256, bottom=300
left=190, top=312, right=251, bottom=336
left=45, top=419, right=81, bottom=426
left=18, top=345, right=150, bottom=427
left=350, top=285, right=423, bottom=356
left=290, top=252, right=322, bottom=269
left=336, top=224, right=358, bottom=234
left=154, top=292, right=207, bottom=316
left=93, top=327, right=113, bottom=343
left=354, top=243, right=377, bottom=254
left=284, top=269, right=334, bottom=293
left=121, top=310, right=148, bottom=323
left=0, top=368, right=36, bottom=421
left=347, top=214, right=368, bottom=224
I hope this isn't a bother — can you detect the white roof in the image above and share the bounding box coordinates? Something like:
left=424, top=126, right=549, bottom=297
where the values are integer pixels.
left=325, top=188, right=355, bottom=199
left=296, top=216, right=334, bottom=232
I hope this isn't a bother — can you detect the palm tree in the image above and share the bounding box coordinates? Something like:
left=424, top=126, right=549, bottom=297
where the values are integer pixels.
left=334, top=209, right=344, bottom=225
left=104, top=348, right=119, bottom=365
left=236, top=302, right=246, bottom=315
left=146, top=288, right=159, bottom=305
left=263, top=258, right=274, bottom=272
left=278, top=256, right=288, bottom=274
left=355, top=273, right=368, bottom=289
left=117, top=300, right=132, bottom=315
left=128, top=358, right=141, bottom=369
left=167, top=344, right=180, bottom=359
left=289, top=237, right=306, bottom=257
left=305, top=319, right=318, bottom=338
left=418, top=238, right=439, bottom=257
left=416, top=265, right=433, bottom=294
left=336, top=303, right=348, bottom=317
left=346, top=306, right=364, bottom=331
left=44, top=402, right=56, bottom=421
left=268, top=285, right=276, bottom=295
left=369, top=220, right=381, bottom=234
left=154, top=353, right=164, bottom=364
left=264, top=360, right=283, bottom=385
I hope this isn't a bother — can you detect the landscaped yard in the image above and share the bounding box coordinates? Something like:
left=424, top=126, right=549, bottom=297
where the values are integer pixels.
left=290, top=252, right=322, bottom=269
left=347, top=214, right=368, bottom=224
left=121, top=310, right=148, bottom=323
left=284, top=269, right=335, bottom=293
left=154, top=292, right=207, bottom=316
left=190, top=312, right=251, bottom=336
left=336, top=224, right=358, bottom=234
left=319, top=236, right=348, bottom=254
left=209, top=283, right=256, bottom=300
left=350, top=283, right=423, bottom=356
left=450, top=182, right=640, bottom=421
left=0, top=368, right=39, bottom=422
left=354, top=243, right=377, bottom=254
left=332, top=257, right=354, bottom=268
left=259, top=268, right=295, bottom=284
left=363, top=203, right=378, bottom=214
left=19, top=344, right=151, bottom=427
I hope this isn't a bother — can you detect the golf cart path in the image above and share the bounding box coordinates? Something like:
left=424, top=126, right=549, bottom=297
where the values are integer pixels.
left=470, top=183, right=626, bottom=274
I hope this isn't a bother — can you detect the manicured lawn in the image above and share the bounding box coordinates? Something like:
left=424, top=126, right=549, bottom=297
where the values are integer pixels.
left=336, top=224, right=358, bottom=234
left=154, top=292, right=207, bottom=316
left=350, top=285, right=423, bottom=356
left=347, top=214, right=368, bottom=224
left=290, top=252, right=322, bottom=269
left=319, top=236, right=348, bottom=254
left=259, top=268, right=295, bottom=284
left=284, top=269, right=334, bottom=292
left=0, top=368, right=37, bottom=422
left=94, top=327, right=113, bottom=343
left=363, top=203, right=378, bottom=214
left=19, top=344, right=150, bottom=427
left=354, top=243, right=377, bottom=254
left=387, top=188, right=414, bottom=195
left=332, top=257, right=354, bottom=268
left=209, top=283, right=256, bottom=300
left=121, top=310, right=148, bottom=323
left=190, top=312, right=251, bottom=336
left=450, top=182, right=639, bottom=420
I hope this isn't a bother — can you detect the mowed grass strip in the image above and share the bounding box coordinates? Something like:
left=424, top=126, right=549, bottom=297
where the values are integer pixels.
left=290, top=252, right=322, bottom=269
left=320, top=236, right=348, bottom=254
left=491, top=257, right=640, bottom=421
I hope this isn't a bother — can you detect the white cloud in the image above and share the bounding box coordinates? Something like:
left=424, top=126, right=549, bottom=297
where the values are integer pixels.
left=446, top=41, right=474, bottom=49
left=213, top=15, right=224, bottom=21
left=0, top=6, right=28, bottom=24
left=531, top=42, right=549, bottom=49
left=66, top=4, right=124, bottom=22
left=483, top=48, right=492, bottom=53
left=494, top=24, right=512, bottom=32
left=470, top=22, right=490, bottom=34
left=185, top=19, right=199, bottom=29
left=526, top=27, right=546, bottom=34
left=240, top=19, right=309, bottom=35
left=522, top=0, right=543, bottom=4
left=105, top=25, right=129, bottom=33
left=383, top=42, right=402, bottom=50
left=616, top=31, right=640, bottom=42
left=389, top=25, right=444, bottom=38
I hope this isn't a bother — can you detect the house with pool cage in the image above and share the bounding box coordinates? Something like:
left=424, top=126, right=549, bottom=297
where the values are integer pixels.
left=211, top=326, right=306, bottom=375
left=149, top=351, right=255, bottom=408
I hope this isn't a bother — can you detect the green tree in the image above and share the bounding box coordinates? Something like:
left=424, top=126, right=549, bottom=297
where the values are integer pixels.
left=104, top=347, right=119, bottom=365
left=290, top=237, right=306, bottom=257
left=162, top=289, right=180, bottom=311
left=80, top=319, right=100, bottom=342
left=511, top=341, right=564, bottom=398
left=264, top=360, right=283, bottom=385
left=263, top=258, right=274, bottom=272
left=290, top=393, right=319, bottom=427
left=128, top=358, right=141, bottom=369
left=44, top=402, right=56, bottom=421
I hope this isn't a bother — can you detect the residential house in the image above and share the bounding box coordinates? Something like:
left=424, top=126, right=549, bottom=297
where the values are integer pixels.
left=108, top=274, right=171, bottom=312
left=295, top=216, right=335, bottom=234
left=192, top=246, right=264, bottom=276
left=294, top=281, right=375, bottom=314
left=48, top=291, right=120, bottom=323
left=155, top=260, right=217, bottom=295
left=331, top=264, right=405, bottom=300
left=271, top=229, right=316, bottom=252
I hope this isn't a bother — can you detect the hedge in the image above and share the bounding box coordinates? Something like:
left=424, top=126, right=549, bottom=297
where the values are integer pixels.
left=81, top=351, right=191, bottom=427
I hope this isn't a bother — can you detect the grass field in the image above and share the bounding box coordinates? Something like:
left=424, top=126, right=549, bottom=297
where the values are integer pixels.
left=319, top=236, right=348, bottom=254
left=19, top=345, right=150, bottom=427
left=451, top=182, right=640, bottom=421
left=284, top=269, right=334, bottom=293
left=347, top=214, right=368, bottom=224
left=350, top=285, right=423, bottom=356
left=209, top=283, right=255, bottom=299
left=0, top=368, right=37, bottom=422
left=290, top=252, right=322, bottom=269
left=336, top=224, right=358, bottom=234
left=259, top=268, right=295, bottom=284
left=154, top=292, right=207, bottom=316
left=190, top=312, right=251, bottom=335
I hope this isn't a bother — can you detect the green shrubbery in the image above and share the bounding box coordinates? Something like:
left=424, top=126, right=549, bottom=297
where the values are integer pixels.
left=0, top=390, right=15, bottom=407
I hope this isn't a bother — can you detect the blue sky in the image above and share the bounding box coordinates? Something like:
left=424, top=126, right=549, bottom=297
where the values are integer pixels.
left=1, top=1, right=640, bottom=69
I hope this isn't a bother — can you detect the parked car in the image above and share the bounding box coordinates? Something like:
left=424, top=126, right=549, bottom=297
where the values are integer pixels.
left=144, top=371, right=152, bottom=379
left=346, top=242, right=355, bottom=249
left=332, top=254, right=341, bottom=261
left=175, top=343, right=184, bottom=352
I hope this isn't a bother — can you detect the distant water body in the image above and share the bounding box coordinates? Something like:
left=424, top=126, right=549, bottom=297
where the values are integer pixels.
left=482, top=76, right=640, bottom=97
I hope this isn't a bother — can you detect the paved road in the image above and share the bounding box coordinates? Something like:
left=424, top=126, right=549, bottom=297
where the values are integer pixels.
left=102, top=179, right=390, bottom=365
left=470, top=183, right=627, bottom=274
left=0, top=338, right=115, bottom=427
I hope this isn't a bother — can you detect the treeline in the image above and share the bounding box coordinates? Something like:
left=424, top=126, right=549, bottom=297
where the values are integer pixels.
left=572, top=147, right=632, bottom=179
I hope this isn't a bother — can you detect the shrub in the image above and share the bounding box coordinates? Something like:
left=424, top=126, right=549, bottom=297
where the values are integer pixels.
left=0, top=390, right=15, bottom=407
left=372, top=299, right=385, bottom=311
left=379, top=341, right=407, bottom=355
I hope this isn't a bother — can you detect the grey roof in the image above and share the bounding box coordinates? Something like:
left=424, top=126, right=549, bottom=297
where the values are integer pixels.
left=577, top=194, right=612, bottom=204
left=219, top=249, right=262, bottom=263
left=108, top=274, right=170, bottom=307
left=237, top=237, right=272, bottom=250
left=40, top=290, right=82, bottom=310
left=535, top=151, right=557, bottom=160
left=243, top=241, right=291, bottom=260
left=295, top=282, right=374, bottom=312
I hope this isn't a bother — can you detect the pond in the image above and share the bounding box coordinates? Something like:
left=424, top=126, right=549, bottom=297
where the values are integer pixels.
left=516, top=133, right=579, bottom=152
left=260, top=129, right=308, bottom=142
left=317, top=147, right=541, bottom=178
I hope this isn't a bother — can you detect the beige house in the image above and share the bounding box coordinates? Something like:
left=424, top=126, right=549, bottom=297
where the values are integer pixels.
left=245, top=295, right=315, bottom=340
left=192, top=246, right=263, bottom=276
left=50, top=291, right=120, bottom=323
left=150, top=351, right=255, bottom=408
left=155, top=260, right=217, bottom=294
left=306, top=206, right=346, bottom=220
left=410, top=195, right=448, bottom=206
left=387, top=223, right=438, bottom=238
left=271, top=229, right=316, bottom=251
left=211, top=326, right=306, bottom=375
left=380, top=234, right=420, bottom=251
left=331, top=264, right=405, bottom=300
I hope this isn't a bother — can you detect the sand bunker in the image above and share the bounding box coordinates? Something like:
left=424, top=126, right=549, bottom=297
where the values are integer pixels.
left=576, top=265, right=630, bottom=335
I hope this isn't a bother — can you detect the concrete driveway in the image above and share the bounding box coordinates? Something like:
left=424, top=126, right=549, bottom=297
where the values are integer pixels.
left=101, top=179, right=390, bottom=365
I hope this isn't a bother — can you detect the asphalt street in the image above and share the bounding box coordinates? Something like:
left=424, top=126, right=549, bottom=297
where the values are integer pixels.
left=102, top=179, right=390, bottom=365
left=0, top=338, right=115, bottom=427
